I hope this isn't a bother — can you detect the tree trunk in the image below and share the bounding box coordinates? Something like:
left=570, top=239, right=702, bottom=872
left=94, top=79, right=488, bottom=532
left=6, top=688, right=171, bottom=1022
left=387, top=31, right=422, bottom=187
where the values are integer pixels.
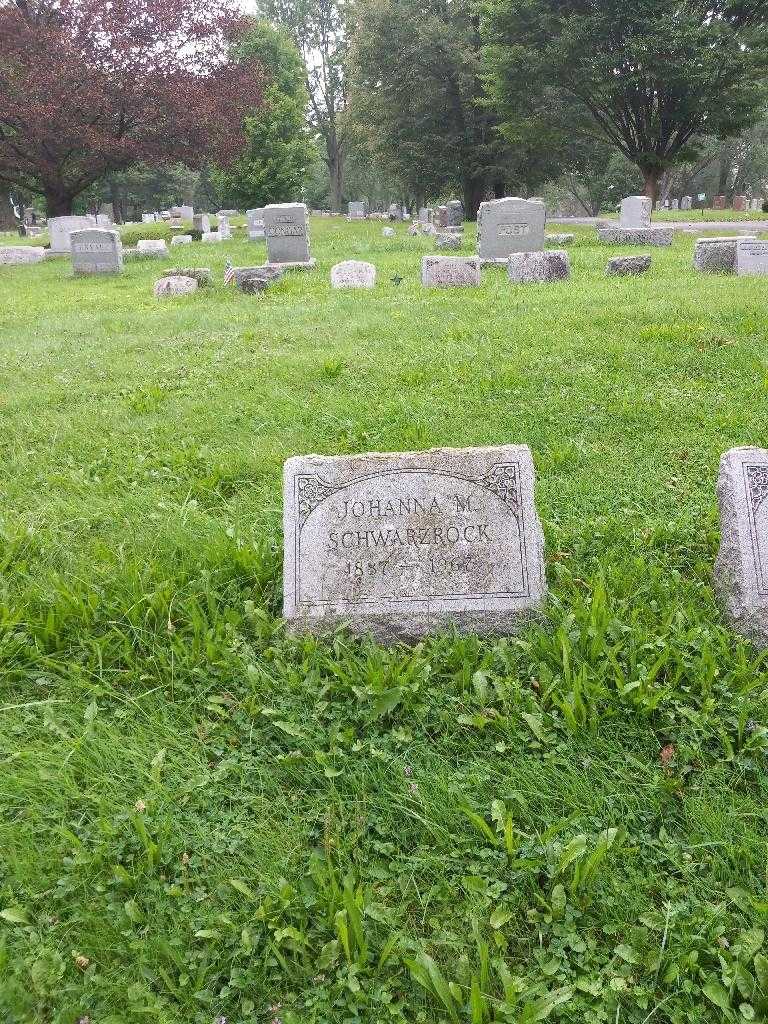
left=44, top=187, right=75, bottom=216
left=463, top=177, right=486, bottom=220
left=642, top=169, right=660, bottom=205
left=326, top=133, right=344, bottom=213
left=0, top=192, right=18, bottom=230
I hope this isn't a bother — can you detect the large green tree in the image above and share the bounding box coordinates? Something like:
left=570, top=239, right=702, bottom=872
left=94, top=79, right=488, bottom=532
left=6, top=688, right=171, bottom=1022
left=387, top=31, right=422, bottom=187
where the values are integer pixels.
left=257, top=0, right=349, bottom=212
left=211, top=21, right=312, bottom=208
left=350, top=0, right=553, bottom=217
left=485, top=0, right=768, bottom=202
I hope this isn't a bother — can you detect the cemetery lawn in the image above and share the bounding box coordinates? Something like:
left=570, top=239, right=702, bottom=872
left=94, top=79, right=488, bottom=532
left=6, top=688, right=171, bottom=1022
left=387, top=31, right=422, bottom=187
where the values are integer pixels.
left=3, top=218, right=768, bottom=1024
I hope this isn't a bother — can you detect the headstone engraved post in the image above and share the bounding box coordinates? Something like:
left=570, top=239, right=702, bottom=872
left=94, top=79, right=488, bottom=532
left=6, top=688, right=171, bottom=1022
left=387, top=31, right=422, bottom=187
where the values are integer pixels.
left=70, top=228, right=123, bottom=274
left=715, top=447, right=768, bottom=647
left=597, top=195, right=672, bottom=246
left=680, top=196, right=692, bottom=211
left=263, top=203, right=315, bottom=269
left=247, top=209, right=265, bottom=240
left=47, top=215, right=97, bottom=252
left=477, top=197, right=545, bottom=265
left=283, top=445, right=547, bottom=642
left=193, top=214, right=210, bottom=234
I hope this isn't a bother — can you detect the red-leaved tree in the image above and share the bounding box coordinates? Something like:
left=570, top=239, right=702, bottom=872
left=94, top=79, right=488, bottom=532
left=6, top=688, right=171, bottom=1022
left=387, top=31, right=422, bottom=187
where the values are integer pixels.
left=0, top=0, right=264, bottom=214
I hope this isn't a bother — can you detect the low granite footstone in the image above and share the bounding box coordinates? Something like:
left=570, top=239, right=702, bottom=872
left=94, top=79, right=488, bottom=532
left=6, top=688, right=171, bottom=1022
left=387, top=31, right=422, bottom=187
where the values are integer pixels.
left=735, top=238, right=768, bottom=276
left=477, top=197, right=546, bottom=264
left=0, top=246, right=46, bottom=265
left=171, top=234, right=192, bottom=246
left=546, top=233, right=574, bottom=245
left=136, top=239, right=169, bottom=257
left=234, top=266, right=285, bottom=293
left=715, top=447, right=768, bottom=648
left=606, top=254, right=652, bottom=276
left=508, top=250, right=570, bottom=284
left=162, top=267, right=212, bottom=286
left=436, top=233, right=461, bottom=250
left=693, top=236, right=755, bottom=273
left=264, top=202, right=312, bottom=264
left=70, top=228, right=122, bottom=274
left=597, top=226, right=673, bottom=246
left=331, top=260, right=376, bottom=289
left=201, top=231, right=220, bottom=243
left=422, top=255, right=481, bottom=287
left=382, top=227, right=395, bottom=238
left=154, top=275, right=198, bottom=297
left=283, top=445, right=547, bottom=642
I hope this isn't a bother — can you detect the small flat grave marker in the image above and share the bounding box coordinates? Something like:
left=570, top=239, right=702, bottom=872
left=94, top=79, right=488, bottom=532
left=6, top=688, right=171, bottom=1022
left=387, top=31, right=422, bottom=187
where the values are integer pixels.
left=422, top=255, right=480, bottom=287
left=283, top=445, right=547, bottom=642
left=331, top=260, right=376, bottom=288
left=735, top=238, right=768, bottom=276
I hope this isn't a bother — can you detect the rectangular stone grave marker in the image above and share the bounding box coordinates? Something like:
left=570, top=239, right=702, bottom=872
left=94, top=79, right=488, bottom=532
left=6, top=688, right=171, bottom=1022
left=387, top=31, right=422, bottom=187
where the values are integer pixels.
left=247, top=208, right=265, bottom=240
left=422, top=255, right=480, bottom=287
left=348, top=201, right=366, bottom=219
left=715, top=447, right=768, bottom=647
left=283, top=445, right=547, bottom=641
left=263, top=202, right=312, bottom=265
left=0, top=246, right=46, bottom=265
left=193, top=214, right=210, bottom=234
left=70, top=228, right=123, bottom=274
left=735, top=238, right=768, bottom=275
left=619, top=196, right=652, bottom=229
left=477, top=197, right=545, bottom=263
left=47, top=215, right=97, bottom=252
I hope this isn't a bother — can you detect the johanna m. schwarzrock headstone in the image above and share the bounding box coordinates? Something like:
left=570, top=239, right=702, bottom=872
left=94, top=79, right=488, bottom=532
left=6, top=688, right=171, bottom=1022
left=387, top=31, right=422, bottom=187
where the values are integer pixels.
left=283, top=445, right=547, bottom=642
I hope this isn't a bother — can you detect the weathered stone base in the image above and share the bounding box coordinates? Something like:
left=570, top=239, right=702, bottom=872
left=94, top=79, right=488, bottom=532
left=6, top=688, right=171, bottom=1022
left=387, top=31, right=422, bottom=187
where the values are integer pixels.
left=508, top=250, right=570, bottom=283
left=163, top=267, right=212, bottom=286
left=715, top=447, right=768, bottom=648
left=606, top=254, right=652, bottom=276
left=0, top=246, right=46, bottom=265
left=236, top=266, right=285, bottom=293
left=285, top=606, right=547, bottom=645
left=693, top=237, right=755, bottom=274
left=260, top=259, right=316, bottom=272
left=597, top=226, right=673, bottom=246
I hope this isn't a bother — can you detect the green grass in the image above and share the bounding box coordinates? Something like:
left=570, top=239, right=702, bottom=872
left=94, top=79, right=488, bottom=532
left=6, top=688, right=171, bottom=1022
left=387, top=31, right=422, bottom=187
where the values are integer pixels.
left=653, top=208, right=767, bottom=222
left=2, top=217, right=768, bottom=1024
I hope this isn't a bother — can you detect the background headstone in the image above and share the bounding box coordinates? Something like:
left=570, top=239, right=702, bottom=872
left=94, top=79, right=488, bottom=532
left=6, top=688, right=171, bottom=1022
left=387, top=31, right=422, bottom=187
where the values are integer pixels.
left=422, top=255, right=481, bottom=287
left=263, top=202, right=312, bottom=265
left=680, top=196, right=692, bottom=210
left=193, top=214, right=210, bottom=234
left=48, top=215, right=97, bottom=252
left=619, top=196, right=652, bottom=229
left=283, top=444, right=547, bottom=642
left=154, top=275, right=197, bottom=297
left=136, top=239, right=169, bottom=257
left=170, top=234, right=192, bottom=246
left=0, top=246, right=46, bottom=265
left=733, top=195, right=747, bottom=212
left=331, top=260, right=376, bottom=288
left=715, top=447, right=768, bottom=648
left=247, top=208, right=265, bottom=240
left=477, top=197, right=546, bottom=263
left=70, top=228, right=123, bottom=274
left=713, top=195, right=727, bottom=210
left=508, top=250, right=570, bottom=283
left=735, top=237, right=768, bottom=276
left=446, top=200, right=464, bottom=227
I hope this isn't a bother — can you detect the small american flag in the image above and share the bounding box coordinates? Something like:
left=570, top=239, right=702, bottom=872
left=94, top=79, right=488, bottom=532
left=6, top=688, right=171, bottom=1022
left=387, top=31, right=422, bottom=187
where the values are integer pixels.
left=224, top=258, right=235, bottom=286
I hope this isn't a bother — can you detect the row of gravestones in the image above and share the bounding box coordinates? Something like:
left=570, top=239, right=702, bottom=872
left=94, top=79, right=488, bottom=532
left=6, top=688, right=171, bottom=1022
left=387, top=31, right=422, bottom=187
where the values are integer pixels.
left=654, top=197, right=764, bottom=212
left=283, top=444, right=768, bottom=648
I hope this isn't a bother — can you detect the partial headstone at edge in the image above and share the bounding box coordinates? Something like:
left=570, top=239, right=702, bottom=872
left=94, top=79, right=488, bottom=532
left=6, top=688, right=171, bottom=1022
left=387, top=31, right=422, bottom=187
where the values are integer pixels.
left=715, top=447, right=768, bottom=648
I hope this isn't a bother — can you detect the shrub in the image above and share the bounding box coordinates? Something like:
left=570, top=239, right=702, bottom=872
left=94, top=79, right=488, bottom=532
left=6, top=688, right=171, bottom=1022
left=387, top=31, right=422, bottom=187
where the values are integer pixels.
left=119, top=222, right=173, bottom=247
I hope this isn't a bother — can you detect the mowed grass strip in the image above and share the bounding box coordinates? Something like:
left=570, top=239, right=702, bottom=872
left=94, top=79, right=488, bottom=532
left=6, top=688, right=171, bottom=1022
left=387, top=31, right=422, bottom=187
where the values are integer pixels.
left=2, top=218, right=768, bottom=1023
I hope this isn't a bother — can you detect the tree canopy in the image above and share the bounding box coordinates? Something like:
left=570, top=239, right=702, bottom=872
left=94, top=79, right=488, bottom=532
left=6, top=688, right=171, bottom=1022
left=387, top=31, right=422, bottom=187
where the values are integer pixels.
left=484, top=0, right=768, bottom=201
left=0, top=0, right=264, bottom=214
left=210, top=20, right=313, bottom=209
